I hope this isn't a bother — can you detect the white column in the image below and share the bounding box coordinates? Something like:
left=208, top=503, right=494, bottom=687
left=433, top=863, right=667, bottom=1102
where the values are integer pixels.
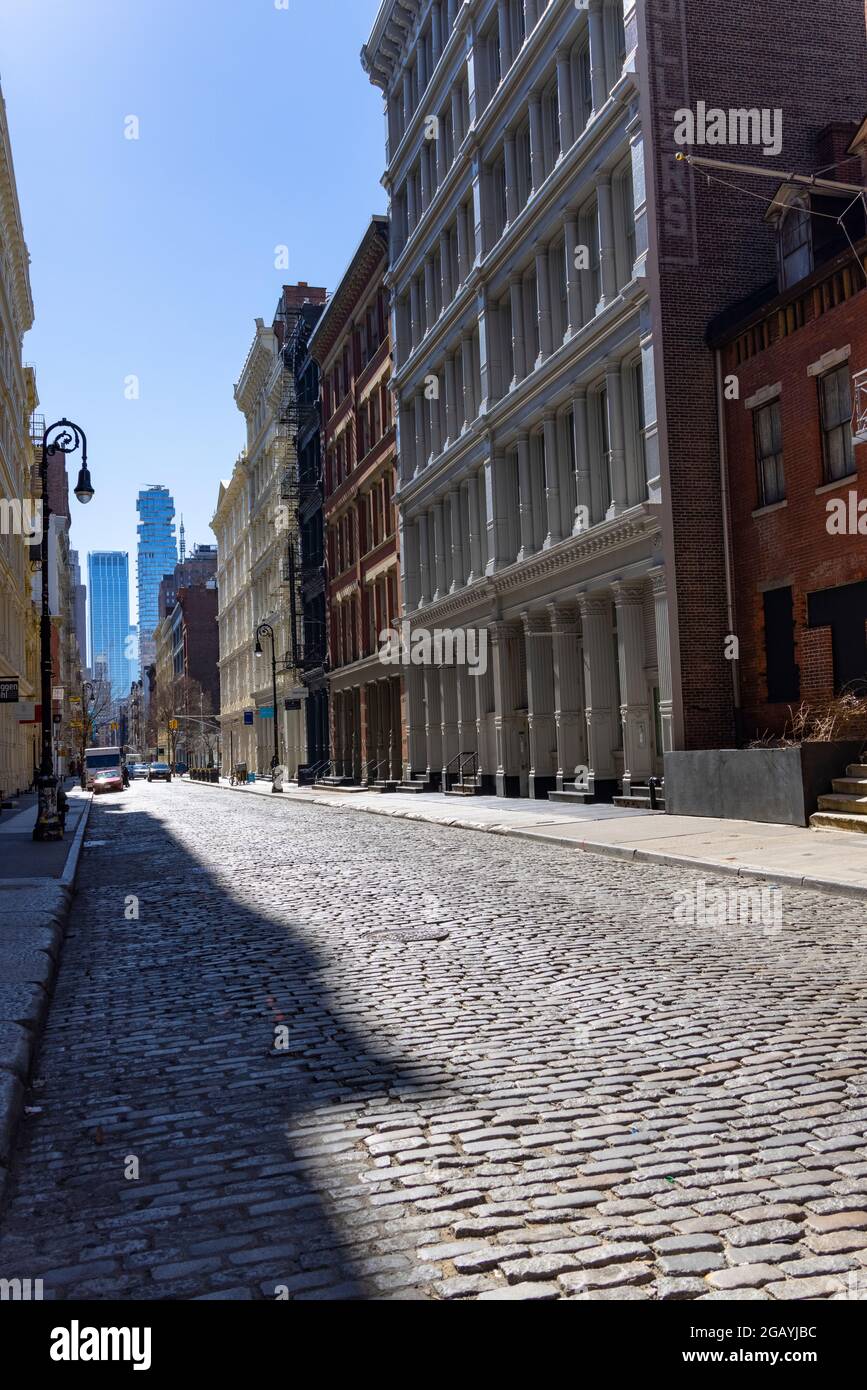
left=535, top=245, right=553, bottom=362
left=613, top=579, right=652, bottom=794
left=484, top=447, right=510, bottom=573
left=588, top=0, right=607, bottom=113
left=490, top=620, right=526, bottom=797
left=418, top=513, right=432, bottom=605
left=497, top=0, right=512, bottom=71
left=564, top=215, right=580, bottom=334
left=432, top=0, right=443, bottom=65
left=440, top=663, right=459, bottom=783
left=456, top=202, right=470, bottom=284
left=448, top=486, right=464, bottom=591
left=504, top=133, right=518, bottom=225
left=572, top=389, right=592, bottom=532
left=429, top=376, right=442, bottom=458
left=440, top=228, right=453, bottom=306
left=528, top=90, right=544, bottom=191
left=542, top=412, right=561, bottom=547
left=424, top=664, right=443, bottom=782
left=509, top=275, right=525, bottom=383
left=549, top=602, right=585, bottom=791
left=556, top=46, right=574, bottom=153
left=424, top=256, right=437, bottom=332
left=428, top=499, right=446, bottom=600
left=597, top=176, right=617, bottom=306
left=461, top=334, right=475, bottom=426
left=405, top=662, right=427, bottom=781
left=605, top=360, right=628, bottom=516
left=522, top=609, right=557, bottom=798
left=516, top=432, right=535, bottom=560
left=577, top=590, right=619, bottom=798
left=467, top=471, right=482, bottom=583
left=444, top=352, right=458, bottom=444
left=413, top=393, right=426, bottom=475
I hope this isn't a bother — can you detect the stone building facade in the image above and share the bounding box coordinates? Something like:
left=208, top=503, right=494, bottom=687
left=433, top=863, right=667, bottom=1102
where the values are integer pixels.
left=362, top=0, right=867, bottom=796
left=309, top=217, right=402, bottom=785
left=0, top=82, right=39, bottom=799
left=213, top=285, right=327, bottom=780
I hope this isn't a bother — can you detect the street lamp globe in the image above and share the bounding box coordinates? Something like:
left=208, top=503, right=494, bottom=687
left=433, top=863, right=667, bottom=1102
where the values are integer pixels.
left=74, top=466, right=95, bottom=504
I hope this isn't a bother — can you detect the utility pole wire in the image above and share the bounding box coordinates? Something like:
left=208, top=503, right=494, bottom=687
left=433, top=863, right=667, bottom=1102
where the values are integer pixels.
left=676, top=153, right=867, bottom=284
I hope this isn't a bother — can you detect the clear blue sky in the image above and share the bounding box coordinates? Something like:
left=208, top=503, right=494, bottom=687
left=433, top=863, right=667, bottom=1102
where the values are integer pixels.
left=0, top=0, right=385, bottom=637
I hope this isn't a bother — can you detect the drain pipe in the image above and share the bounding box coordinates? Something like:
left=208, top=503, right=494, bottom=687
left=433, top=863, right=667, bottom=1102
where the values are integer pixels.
left=715, top=347, right=742, bottom=743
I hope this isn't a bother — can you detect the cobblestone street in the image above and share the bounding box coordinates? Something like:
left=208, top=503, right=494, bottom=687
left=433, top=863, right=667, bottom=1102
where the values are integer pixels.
left=1, top=781, right=866, bottom=1302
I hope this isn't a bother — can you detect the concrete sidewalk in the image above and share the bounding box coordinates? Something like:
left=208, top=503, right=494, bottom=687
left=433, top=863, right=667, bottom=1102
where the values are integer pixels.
left=0, top=783, right=91, bottom=1200
left=185, top=774, right=867, bottom=900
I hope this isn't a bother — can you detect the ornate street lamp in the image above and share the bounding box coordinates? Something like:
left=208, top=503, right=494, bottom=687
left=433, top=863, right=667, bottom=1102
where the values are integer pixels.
left=255, top=622, right=282, bottom=793
left=34, top=419, right=93, bottom=841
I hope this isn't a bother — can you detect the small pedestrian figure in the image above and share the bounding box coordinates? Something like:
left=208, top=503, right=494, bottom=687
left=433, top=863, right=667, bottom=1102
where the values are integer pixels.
left=56, top=783, right=68, bottom=835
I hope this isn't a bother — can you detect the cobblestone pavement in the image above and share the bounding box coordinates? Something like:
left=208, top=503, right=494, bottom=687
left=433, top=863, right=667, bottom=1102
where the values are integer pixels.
left=1, top=781, right=866, bottom=1302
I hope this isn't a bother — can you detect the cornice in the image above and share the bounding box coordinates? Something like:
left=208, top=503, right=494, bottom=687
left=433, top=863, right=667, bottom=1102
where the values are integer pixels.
left=408, top=505, right=660, bottom=626
left=0, top=85, right=34, bottom=337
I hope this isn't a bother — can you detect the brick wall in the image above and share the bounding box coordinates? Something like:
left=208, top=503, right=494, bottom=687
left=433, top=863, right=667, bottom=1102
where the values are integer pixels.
left=721, top=278, right=867, bottom=737
left=639, top=0, right=867, bottom=749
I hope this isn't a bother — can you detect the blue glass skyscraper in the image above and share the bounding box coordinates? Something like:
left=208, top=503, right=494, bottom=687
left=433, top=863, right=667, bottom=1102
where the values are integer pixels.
left=137, top=486, right=178, bottom=670
left=88, top=552, right=132, bottom=701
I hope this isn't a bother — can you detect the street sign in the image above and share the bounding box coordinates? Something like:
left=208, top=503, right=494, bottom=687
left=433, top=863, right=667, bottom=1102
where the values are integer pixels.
left=259, top=706, right=275, bottom=719
left=52, top=686, right=64, bottom=701
left=169, top=719, right=179, bottom=731
left=284, top=698, right=302, bottom=711
left=243, top=710, right=254, bottom=726
left=0, top=679, right=19, bottom=703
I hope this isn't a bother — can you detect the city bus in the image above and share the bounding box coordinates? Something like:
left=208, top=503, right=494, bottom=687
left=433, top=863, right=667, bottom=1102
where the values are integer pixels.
left=83, top=746, right=124, bottom=791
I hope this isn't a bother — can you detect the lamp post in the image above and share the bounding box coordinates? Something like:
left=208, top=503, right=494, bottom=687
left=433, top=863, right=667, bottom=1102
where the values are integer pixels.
left=34, top=420, right=94, bottom=840
left=79, top=678, right=95, bottom=790
left=255, top=622, right=281, bottom=793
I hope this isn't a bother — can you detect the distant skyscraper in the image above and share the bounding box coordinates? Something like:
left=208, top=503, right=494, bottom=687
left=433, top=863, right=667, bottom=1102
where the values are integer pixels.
left=88, top=552, right=132, bottom=701
left=137, top=486, right=177, bottom=670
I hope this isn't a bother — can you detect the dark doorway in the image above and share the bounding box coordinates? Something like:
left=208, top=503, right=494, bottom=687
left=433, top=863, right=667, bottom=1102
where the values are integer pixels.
left=807, top=579, right=867, bottom=694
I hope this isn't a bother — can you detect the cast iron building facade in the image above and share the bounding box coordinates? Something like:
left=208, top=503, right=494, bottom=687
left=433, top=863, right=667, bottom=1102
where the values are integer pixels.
left=310, top=216, right=400, bottom=786
left=362, top=0, right=867, bottom=797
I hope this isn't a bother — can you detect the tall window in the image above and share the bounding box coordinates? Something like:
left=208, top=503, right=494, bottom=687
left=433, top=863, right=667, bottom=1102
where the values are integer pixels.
left=779, top=204, right=812, bottom=288
left=491, top=156, right=507, bottom=245
left=754, top=399, right=785, bottom=506
left=819, top=366, right=854, bottom=482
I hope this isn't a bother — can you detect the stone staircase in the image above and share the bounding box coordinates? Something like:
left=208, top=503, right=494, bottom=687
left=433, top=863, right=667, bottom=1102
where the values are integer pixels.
left=613, top=782, right=666, bottom=812
left=810, top=763, right=867, bottom=832
left=398, top=777, right=433, bottom=794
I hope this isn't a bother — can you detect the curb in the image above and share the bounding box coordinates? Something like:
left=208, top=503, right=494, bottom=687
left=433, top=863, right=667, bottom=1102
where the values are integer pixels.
left=0, top=793, right=92, bottom=1201
left=178, top=777, right=867, bottom=902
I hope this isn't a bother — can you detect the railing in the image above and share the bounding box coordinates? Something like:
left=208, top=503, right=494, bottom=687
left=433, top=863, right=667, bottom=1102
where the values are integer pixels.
left=443, top=750, right=478, bottom=793
left=854, top=368, right=867, bottom=446
left=366, top=757, right=392, bottom=785
left=298, top=758, right=331, bottom=787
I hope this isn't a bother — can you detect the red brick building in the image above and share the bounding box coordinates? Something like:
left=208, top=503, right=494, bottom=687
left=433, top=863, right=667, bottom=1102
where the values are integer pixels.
left=309, top=216, right=401, bottom=784
left=711, top=120, right=867, bottom=741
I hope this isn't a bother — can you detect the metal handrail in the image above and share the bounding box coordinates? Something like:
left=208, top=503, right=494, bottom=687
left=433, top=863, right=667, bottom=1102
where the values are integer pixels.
left=366, top=757, right=392, bottom=785
left=443, top=750, right=478, bottom=793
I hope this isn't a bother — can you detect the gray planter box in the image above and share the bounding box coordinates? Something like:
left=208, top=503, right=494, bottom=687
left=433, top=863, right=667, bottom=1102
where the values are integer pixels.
left=664, top=742, right=864, bottom=826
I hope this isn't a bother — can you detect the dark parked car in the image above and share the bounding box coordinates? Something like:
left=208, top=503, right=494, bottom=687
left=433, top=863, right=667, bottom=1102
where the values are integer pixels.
left=147, top=762, right=172, bottom=783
